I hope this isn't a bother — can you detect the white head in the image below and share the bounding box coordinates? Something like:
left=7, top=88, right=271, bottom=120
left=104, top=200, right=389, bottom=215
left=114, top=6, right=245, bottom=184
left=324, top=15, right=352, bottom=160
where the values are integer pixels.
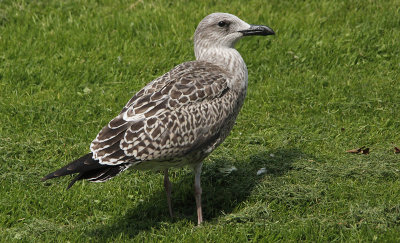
left=194, top=13, right=274, bottom=58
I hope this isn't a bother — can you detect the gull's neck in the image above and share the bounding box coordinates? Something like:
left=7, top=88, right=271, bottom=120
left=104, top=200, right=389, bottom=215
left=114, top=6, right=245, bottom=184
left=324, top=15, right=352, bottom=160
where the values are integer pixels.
left=195, top=46, right=248, bottom=90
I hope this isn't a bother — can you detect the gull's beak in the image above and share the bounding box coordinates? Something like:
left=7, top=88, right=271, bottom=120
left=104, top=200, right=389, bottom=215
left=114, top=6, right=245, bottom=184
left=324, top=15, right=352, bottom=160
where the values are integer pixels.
left=239, top=25, right=275, bottom=36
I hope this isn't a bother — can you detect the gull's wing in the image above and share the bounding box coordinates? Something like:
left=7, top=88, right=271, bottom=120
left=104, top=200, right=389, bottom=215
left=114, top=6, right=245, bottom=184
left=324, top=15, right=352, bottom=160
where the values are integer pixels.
left=90, top=60, right=235, bottom=165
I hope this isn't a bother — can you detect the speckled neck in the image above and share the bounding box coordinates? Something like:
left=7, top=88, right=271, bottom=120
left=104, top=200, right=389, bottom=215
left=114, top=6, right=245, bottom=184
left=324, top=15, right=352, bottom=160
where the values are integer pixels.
left=195, top=46, right=248, bottom=91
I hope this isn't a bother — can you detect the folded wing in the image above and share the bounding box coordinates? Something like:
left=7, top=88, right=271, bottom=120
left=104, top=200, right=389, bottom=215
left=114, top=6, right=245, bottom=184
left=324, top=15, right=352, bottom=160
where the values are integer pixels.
left=90, top=60, right=234, bottom=166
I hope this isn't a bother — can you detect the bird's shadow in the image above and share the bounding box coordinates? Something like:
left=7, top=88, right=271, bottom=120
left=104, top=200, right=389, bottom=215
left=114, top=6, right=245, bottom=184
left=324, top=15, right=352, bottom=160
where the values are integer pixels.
left=89, top=148, right=305, bottom=240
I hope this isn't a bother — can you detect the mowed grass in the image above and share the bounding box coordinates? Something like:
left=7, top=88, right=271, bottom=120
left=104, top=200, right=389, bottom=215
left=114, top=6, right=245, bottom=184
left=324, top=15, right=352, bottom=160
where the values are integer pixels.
left=1, top=0, right=400, bottom=241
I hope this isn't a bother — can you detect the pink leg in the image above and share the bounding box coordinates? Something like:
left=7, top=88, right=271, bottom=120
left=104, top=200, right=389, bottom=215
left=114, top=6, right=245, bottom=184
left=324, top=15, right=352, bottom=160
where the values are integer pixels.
left=193, top=163, right=203, bottom=225
left=164, top=169, right=173, bottom=218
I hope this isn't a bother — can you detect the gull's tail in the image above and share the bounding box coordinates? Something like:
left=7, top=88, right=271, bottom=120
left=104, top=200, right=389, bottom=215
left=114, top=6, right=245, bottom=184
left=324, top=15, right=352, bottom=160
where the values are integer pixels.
left=41, top=153, right=130, bottom=189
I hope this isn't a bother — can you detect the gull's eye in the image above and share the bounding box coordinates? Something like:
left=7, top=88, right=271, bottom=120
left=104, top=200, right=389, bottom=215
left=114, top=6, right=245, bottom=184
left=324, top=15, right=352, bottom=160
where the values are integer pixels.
left=218, top=21, right=227, bottom=27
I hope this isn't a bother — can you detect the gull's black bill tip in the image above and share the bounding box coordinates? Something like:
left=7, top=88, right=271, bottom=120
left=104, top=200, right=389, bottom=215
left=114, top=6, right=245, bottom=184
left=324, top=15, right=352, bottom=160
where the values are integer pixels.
left=239, top=25, right=275, bottom=36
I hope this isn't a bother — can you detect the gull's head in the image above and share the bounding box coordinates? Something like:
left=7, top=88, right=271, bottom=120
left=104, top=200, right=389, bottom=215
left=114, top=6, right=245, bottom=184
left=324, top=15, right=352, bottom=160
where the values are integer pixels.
left=194, top=13, right=275, bottom=51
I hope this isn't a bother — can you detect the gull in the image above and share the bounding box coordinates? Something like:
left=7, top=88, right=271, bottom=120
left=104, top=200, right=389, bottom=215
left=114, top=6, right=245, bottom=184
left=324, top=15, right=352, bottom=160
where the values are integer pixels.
left=42, top=12, right=275, bottom=225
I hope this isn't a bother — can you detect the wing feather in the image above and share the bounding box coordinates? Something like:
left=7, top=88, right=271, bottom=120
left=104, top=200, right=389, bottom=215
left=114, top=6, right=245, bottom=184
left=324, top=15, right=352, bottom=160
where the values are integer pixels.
left=90, top=61, right=235, bottom=165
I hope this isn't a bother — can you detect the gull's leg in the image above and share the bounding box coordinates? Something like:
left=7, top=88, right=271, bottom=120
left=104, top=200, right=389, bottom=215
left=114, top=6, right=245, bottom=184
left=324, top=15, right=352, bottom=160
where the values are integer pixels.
left=193, top=163, right=203, bottom=225
left=164, top=169, right=173, bottom=218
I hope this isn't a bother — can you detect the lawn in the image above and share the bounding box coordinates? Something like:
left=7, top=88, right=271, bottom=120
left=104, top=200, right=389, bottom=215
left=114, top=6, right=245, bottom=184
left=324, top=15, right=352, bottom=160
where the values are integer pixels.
left=1, top=0, right=400, bottom=242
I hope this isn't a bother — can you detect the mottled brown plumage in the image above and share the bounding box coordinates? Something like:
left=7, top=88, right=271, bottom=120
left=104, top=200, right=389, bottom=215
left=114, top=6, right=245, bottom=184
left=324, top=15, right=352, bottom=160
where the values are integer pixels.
left=90, top=61, right=233, bottom=166
left=42, top=12, right=275, bottom=225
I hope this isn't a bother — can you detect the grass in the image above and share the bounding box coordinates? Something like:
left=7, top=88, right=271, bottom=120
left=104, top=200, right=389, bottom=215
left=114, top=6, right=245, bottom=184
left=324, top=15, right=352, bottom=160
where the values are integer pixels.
left=1, top=0, right=400, bottom=241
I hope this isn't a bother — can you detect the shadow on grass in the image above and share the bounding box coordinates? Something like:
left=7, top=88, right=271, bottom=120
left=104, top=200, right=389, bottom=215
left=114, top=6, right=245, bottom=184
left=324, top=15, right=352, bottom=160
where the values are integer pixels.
left=89, top=148, right=305, bottom=240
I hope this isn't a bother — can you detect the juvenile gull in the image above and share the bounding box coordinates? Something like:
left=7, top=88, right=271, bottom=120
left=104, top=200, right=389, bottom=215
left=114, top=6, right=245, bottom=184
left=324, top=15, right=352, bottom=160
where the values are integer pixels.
left=42, top=13, right=274, bottom=225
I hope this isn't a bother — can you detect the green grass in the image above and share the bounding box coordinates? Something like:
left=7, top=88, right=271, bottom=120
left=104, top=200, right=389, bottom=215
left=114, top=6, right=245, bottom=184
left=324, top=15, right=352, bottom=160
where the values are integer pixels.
left=1, top=0, right=400, bottom=241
